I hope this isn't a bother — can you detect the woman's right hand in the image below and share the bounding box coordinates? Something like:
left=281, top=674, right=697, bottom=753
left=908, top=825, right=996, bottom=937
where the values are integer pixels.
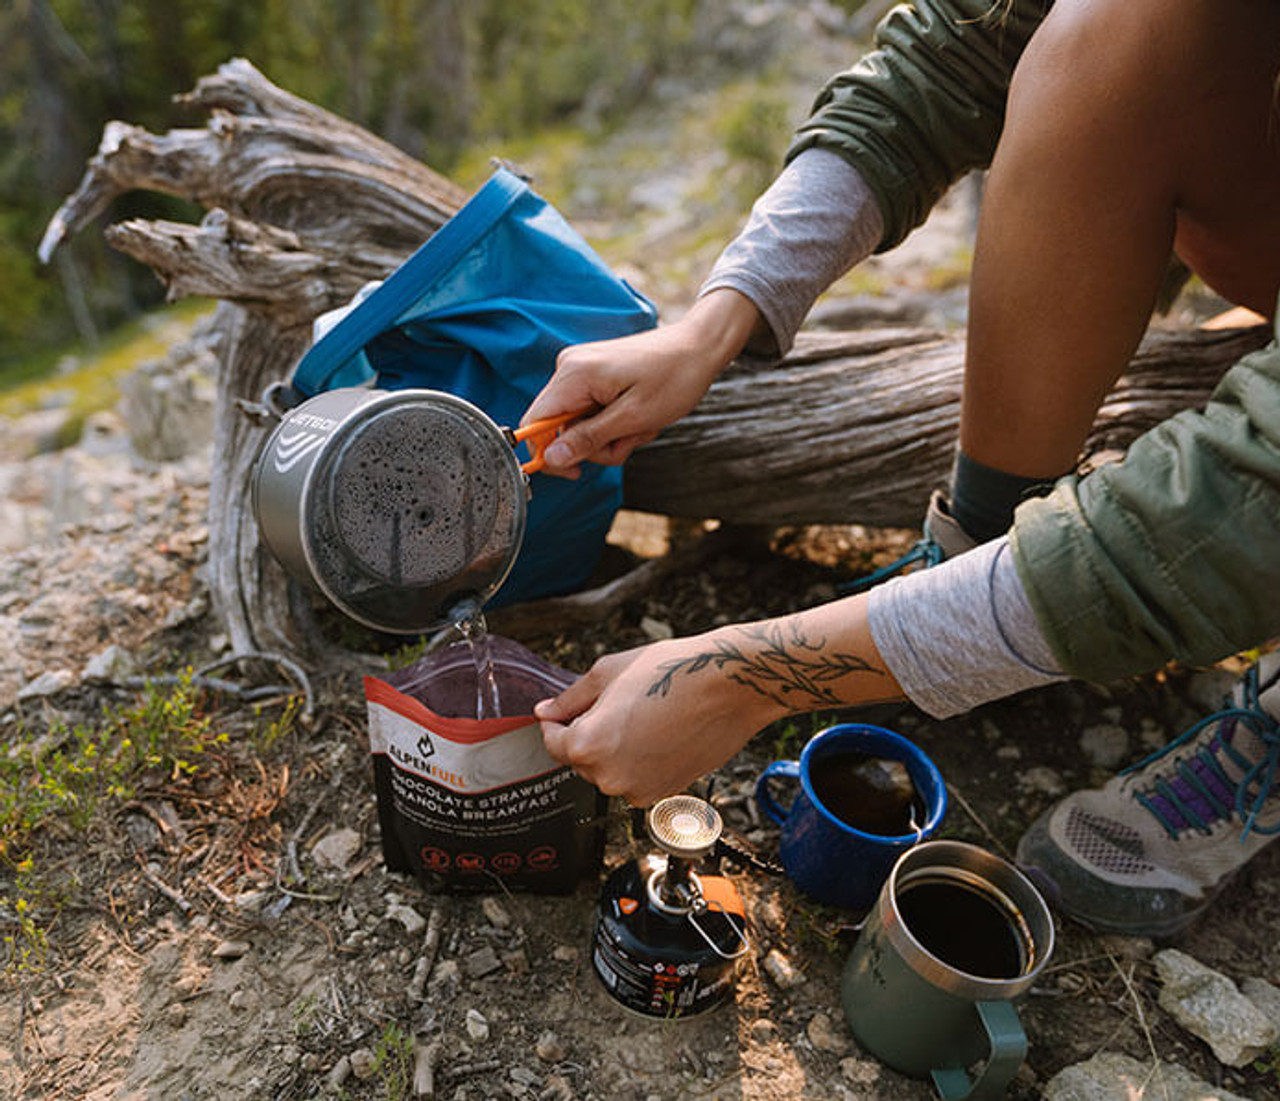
left=521, top=288, right=762, bottom=478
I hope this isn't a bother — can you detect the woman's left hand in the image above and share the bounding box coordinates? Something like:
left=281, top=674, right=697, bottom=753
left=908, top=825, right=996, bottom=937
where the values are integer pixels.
left=535, top=629, right=786, bottom=807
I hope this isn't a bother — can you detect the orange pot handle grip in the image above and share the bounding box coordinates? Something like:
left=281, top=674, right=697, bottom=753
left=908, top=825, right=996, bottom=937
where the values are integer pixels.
left=512, top=412, right=577, bottom=474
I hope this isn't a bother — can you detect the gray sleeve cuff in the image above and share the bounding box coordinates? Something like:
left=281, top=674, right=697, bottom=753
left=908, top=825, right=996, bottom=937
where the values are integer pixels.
left=699, top=148, right=884, bottom=362
left=867, top=537, right=1065, bottom=719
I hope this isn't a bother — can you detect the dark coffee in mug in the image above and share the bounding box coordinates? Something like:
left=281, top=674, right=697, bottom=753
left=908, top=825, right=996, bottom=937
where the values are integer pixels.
left=895, top=874, right=1031, bottom=980
left=809, top=751, right=924, bottom=836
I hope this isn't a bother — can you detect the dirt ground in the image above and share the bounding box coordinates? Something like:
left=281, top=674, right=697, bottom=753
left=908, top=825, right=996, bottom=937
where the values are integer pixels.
left=2, top=498, right=1280, bottom=1100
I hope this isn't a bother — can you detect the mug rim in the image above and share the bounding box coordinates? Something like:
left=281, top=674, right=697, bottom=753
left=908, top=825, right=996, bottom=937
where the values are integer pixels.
left=881, top=838, right=1055, bottom=999
left=797, top=723, right=948, bottom=843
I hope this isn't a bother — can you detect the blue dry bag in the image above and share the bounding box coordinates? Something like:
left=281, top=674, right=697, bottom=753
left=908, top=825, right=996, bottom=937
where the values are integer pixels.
left=287, top=168, right=658, bottom=607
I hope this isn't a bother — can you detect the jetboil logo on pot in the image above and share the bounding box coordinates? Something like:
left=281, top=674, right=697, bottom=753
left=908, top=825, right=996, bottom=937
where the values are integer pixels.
left=271, top=412, right=338, bottom=474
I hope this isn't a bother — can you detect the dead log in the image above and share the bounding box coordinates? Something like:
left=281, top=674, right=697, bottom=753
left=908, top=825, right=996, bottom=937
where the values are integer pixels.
left=41, top=58, right=1271, bottom=656
left=623, top=322, right=1272, bottom=528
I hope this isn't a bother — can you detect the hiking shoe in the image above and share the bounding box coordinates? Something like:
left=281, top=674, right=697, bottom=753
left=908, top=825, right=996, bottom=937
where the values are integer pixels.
left=1017, top=655, right=1280, bottom=938
left=842, top=491, right=979, bottom=593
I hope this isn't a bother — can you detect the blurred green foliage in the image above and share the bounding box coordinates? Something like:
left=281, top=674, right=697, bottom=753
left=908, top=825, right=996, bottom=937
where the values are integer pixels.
left=0, top=0, right=701, bottom=378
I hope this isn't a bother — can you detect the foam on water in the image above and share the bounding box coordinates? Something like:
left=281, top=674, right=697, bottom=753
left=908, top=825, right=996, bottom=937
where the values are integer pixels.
left=303, top=399, right=524, bottom=632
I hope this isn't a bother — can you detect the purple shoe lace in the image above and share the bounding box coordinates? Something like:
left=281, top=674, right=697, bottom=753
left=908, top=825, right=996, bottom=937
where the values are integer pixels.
left=1131, top=664, right=1280, bottom=841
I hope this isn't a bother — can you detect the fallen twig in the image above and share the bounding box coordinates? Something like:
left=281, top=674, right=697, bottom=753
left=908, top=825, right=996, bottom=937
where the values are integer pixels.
left=407, top=904, right=447, bottom=1003
left=196, top=875, right=236, bottom=908
left=1107, top=953, right=1164, bottom=1092
left=136, top=857, right=192, bottom=913
left=446, top=1058, right=504, bottom=1080
left=413, top=1038, right=443, bottom=1098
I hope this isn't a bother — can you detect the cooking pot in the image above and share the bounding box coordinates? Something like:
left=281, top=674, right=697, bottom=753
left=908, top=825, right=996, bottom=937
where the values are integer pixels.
left=251, top=386, right=570, bottom=634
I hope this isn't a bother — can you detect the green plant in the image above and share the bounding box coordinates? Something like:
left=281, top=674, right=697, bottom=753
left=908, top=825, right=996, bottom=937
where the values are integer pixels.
left=292, top=993, right=319, bottom=1038
left=1254, top=1044, right=1280, bottom=1088
left=1, top=857, right=50, bottom=974
left=255, top=694, right=304, bottom=752
left=768, top=710, right=843, bottom=760
left=0, top=672, right=230, bottom=973
left=372, top=1022, right=416, bottom=1100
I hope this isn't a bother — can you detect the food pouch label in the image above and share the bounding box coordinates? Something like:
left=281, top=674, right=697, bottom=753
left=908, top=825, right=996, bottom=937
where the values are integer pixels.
left=363, top=639, right=604, bottom=892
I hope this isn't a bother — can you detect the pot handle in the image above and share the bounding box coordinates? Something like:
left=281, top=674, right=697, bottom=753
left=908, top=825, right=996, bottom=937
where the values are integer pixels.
left=512, top=413, right=577, bottom=473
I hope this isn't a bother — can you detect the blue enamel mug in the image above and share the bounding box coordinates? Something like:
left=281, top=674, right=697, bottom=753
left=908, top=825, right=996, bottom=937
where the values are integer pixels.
left=755, top=723, right=948, bottom=911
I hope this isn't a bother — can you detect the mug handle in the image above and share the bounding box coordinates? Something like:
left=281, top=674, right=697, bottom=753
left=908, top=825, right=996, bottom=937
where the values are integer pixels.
left=930, top=1000, right=1026, bottom=1101
left=755, top=760, right=801, bottom=825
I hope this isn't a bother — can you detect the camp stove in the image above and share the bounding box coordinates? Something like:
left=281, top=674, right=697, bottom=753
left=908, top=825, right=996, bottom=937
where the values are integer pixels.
left=591, top=794, right=750, bottom=1018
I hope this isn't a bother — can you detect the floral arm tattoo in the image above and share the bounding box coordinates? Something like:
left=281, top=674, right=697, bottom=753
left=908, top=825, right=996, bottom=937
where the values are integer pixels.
left=646, top=618, right=887, bottom=709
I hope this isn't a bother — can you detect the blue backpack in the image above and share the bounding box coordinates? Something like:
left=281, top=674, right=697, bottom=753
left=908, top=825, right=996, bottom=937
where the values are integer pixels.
left=285, top=168, right=658, bottom=608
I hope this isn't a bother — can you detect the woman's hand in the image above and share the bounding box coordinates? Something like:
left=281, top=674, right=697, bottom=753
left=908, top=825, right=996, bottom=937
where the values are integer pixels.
left=535, top=628, right=787, bottom=806
left=521, top=289, right=760, bottom=478
left=536, top=598, right=901, bottom=806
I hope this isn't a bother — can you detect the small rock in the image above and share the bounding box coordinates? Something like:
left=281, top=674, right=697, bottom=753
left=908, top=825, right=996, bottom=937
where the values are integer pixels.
left=82, top=644, right=137, bottom=685
left=535, top=1030, right=566, bottom=1062
left=481, top=896, right=512, bottom=929
left=1079, top=723, right=1130, bottom=770
left=748, top=1017, right=777, bottom=1044
left=464, top=945, right=503, bottom=979
left=541, top=1074, right=574, bottom=1101
left=233, top=889, right=271, bottom=914
left=761, top=949, right=805, bottom=989
left=211, top=939, right=251, bottom=960
left=754, top=894, right=785, bottom=934
left=325, top=1055, right=351, bottom=1093
left=311, top=827, right=362, bottom=872
left=167, top=1002, right=187, bottom=1027
left=1242, top=976, right=1280, bottom=1032
left=349, top=1048, right=377, bottom=1080
left=1044, top=1051, right=1252, bottom=1101
left=430, top=959, right=461, bottom=997
left=995, top=745, right=1022, bottom=760
left=123, top=813, right=161, bottom=852
left=17, top=669, right=74, bottom=701
left=1018, top=766, right=1067, bottom=797
left=228, top=989, right=252, bottom=1011
left=1138, top=716, right=1166, bottom=751
left=1154, top=948, right=1279, bottom=1067
left=839, top=1057, right=880, bottom=1087
left=386, top=903, right=427, bottom=936
left=465, top=1008, right=490, bottom=1042
left=806, top=1011, right=848, bottom=1054
left=639, top=616, right=674, bottom=641
left=502, top=949, right=529, bottom=974
left=301, top=1052, right=322, bottom=1072
left=551, top=945, right=578, bottom=963
left=509, top=1065, right=541, bottom=1088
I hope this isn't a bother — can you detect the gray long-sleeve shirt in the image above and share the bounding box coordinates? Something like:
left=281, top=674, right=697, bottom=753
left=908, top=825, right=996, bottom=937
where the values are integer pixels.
left=701, top=148, right=1063, bottom=717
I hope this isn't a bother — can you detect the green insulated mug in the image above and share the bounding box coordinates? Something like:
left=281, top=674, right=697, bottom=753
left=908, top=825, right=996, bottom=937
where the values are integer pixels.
left=841, top=841, right=1054, bottom=1099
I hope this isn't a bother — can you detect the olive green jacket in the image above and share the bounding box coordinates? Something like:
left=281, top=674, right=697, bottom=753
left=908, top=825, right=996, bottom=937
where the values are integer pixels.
left=789, top=0, right=1280, bottom=682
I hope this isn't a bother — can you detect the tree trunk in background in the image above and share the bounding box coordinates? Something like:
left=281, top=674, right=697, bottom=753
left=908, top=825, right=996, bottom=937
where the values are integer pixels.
left=42, top=59, right=1271, bottom=658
